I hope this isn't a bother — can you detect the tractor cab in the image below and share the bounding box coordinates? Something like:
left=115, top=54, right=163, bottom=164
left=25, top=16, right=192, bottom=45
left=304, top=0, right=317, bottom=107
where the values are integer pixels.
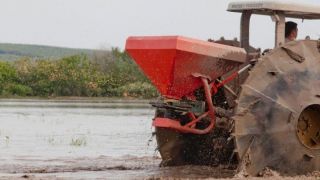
left=227, top=1, right=320, bottom=52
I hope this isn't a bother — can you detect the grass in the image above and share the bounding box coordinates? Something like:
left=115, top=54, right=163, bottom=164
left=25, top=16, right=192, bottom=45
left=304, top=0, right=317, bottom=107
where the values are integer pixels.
left=70, top=136, right=87, bottom=147
left=5, top=136, right=9, bottom=146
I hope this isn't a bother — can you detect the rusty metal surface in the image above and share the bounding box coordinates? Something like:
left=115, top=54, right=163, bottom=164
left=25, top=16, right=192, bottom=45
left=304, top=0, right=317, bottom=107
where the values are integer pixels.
left=233, top=40, right=320, bottom=176
left=297, top=105, right=320, bottom=149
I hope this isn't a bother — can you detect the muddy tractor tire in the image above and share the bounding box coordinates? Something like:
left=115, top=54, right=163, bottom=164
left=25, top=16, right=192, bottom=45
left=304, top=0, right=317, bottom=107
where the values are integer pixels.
left=233, top=40, right=320, bottom=175
left=154, top=108, right=186, bottom=166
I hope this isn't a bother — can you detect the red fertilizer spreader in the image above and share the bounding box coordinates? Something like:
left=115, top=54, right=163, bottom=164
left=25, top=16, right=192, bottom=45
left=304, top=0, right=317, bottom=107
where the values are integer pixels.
left=125, top=36, right=248, bottom=134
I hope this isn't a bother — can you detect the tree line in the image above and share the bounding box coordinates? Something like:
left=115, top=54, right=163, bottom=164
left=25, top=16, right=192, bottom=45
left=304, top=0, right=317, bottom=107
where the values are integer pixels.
left=0, top=48, right=158, bottom=98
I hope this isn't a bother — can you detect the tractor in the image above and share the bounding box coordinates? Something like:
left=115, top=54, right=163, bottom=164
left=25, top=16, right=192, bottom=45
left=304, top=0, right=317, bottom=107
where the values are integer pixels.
left=125, top=1, right=320, bottom=176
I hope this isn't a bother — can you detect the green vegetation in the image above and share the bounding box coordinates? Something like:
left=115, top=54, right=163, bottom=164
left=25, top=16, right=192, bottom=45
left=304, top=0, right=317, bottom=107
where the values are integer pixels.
left=70, top=136, right=87, bottom=147
left=0, top=43, right=94, bottom=61
left=0, top=48, right=158, bottom=99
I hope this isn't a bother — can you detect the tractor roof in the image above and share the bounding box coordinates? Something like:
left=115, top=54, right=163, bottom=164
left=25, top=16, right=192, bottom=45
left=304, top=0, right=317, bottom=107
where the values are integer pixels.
left=228, top=1, right=320, bottom=19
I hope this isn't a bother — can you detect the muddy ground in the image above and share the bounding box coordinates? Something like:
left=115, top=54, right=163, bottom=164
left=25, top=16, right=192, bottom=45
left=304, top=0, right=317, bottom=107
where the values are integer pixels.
left=0, top=99, right=319, bottom=179
left=1, top=156, right=320, bottom=179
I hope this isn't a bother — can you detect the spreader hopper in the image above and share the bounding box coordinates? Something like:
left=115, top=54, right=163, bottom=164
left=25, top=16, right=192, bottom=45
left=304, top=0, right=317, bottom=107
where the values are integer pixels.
left=125, top=36, right=246, bottom=99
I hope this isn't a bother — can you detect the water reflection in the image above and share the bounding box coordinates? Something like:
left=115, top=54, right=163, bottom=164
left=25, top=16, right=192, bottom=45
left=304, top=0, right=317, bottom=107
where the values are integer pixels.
left=0, top=100, right=156, bottom=158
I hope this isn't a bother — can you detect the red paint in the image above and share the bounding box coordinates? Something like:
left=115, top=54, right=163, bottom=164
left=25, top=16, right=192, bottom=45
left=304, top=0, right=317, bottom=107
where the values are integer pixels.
left=126, top=36, right=245, bottom=100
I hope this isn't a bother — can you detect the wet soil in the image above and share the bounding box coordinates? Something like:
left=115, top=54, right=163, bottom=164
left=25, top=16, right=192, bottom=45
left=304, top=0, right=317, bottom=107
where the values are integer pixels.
left=1, top=156, right=319, bottom=179
left=0, top=155, right=237, bottom=179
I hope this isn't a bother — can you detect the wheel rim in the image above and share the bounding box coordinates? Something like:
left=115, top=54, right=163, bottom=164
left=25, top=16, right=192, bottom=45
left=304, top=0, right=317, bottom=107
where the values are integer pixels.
left=297, top=104, right=320, bottom=149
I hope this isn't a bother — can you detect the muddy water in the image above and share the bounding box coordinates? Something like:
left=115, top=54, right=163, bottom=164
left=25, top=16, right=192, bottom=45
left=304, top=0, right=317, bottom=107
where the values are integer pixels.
left=0, top=99, right=318, bottom=179
left=0, top=99, right=237, bottom=179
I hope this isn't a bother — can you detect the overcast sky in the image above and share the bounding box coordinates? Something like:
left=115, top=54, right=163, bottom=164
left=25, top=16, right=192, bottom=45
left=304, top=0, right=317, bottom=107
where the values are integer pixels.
left=0, top=0, right=319, bottom=50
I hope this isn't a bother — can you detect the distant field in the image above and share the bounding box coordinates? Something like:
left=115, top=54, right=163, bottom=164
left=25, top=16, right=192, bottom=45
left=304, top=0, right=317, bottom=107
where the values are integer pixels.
left=0, top=43, right=98, bottom=60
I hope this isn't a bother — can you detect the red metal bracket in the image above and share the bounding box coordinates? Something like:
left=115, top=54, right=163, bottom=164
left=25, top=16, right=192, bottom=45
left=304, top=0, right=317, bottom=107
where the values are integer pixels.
left=153, top=64, right=252, bottom=134
left=153, top=77, right=215, bottom=135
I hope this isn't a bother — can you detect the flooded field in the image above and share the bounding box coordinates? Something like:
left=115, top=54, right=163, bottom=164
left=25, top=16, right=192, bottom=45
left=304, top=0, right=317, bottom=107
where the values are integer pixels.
left=0, top=99, right=319, bottom=179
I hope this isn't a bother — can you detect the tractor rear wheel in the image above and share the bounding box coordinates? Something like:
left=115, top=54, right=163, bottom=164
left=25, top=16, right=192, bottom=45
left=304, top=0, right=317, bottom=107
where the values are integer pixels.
left=233, top=40, right=320, bottom=176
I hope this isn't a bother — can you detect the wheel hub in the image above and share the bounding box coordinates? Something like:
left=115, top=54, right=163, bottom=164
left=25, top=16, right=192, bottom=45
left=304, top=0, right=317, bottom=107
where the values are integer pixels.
left=297, top=104, right=320, bottom=149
